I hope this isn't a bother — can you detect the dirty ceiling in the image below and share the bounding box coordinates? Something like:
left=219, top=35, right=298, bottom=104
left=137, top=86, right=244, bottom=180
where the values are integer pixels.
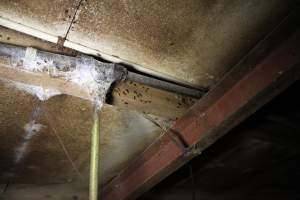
left=0, top=0, right=297, bottom=199
left=0, top=0, right=295, bottom=87
left=0, top=80, right=170, bottom=196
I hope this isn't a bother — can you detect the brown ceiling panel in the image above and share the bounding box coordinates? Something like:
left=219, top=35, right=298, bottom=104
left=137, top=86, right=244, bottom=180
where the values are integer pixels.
left=67, top=0, right=294, bottom=87
left=0, top=81, right=166, bottom=186
left=0, top=0, right=80, bottom=37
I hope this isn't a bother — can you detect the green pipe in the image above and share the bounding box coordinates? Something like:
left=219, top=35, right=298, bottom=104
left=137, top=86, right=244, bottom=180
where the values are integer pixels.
left=89, top=111, right=100, bottom=200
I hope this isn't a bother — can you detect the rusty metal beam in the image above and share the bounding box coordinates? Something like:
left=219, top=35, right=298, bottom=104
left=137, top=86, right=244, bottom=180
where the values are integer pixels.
left=101, top=13, right=300, bottom=200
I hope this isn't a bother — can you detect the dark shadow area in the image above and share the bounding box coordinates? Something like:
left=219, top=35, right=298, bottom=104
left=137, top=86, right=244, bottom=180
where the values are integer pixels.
left=139, top=80, right=300, bottom=200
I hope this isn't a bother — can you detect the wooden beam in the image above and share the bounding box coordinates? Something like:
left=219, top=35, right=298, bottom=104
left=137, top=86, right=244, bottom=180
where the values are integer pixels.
left=0, top=27, right=198, bottom=119
left=101, top=13, right=300, bottom=200
left=0, top=63, right=196, bottom=119
left=111, top=80, right=196, bottom=119
left=0, top=64, right=91, bottom=100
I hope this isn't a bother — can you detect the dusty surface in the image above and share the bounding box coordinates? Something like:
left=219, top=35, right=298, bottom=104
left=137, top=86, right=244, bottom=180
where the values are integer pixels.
left=111, top=80, right=196, bottom=119
left=0, top=81, right=167, bottom=189
left=67, top=0, right=294, bottom=87
left=0, top=54, right=194, bottom=119
left=0, top=0, right=295, bottom=87
left=2, top=183, right=88, bottom=200
left=0, top=26, right=77, bottom=56
left=0, top=1, right=296, bottom=199
left=0, top=0, right=80, bottom=37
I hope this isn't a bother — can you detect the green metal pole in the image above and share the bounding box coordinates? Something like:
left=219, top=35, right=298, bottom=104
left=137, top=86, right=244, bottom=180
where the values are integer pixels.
left=89, top=111, right=100, bottom=200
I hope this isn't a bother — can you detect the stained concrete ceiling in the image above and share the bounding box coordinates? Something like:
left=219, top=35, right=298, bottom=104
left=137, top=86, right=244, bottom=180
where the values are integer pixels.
left=0, top=0, right=297, bottom=199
